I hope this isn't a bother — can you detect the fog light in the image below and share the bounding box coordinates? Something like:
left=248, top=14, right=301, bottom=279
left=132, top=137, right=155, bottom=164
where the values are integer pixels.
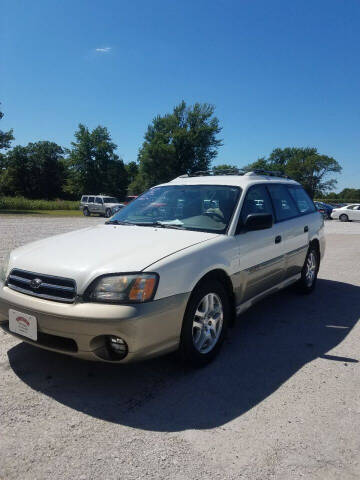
left=107, top=335, right=128, bottom=360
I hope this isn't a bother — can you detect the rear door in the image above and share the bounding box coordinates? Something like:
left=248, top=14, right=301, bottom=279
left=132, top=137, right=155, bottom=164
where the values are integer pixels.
left=87, top=196, right=95, bottom=212
left=267, top=184, right=311, bottom=279
left=234, top=184, right=286, bottom=304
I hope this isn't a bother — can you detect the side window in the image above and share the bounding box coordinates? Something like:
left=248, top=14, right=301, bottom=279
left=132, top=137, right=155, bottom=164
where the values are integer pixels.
left=267, top=184, right=299, bottom=222
left=287, top=186, right=316, bottom=214
left=82, top=196, right=88, bottom=203
left=241, top=184, right=274, bottom=224
left=95, top=197, right=103, bottom=204
left=88, top=196, right=95, bottom=203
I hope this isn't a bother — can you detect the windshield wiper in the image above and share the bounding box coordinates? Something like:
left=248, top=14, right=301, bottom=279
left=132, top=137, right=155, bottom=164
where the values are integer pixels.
left=105, top=220, right=134, bottom=225
left=129, top=221, right=187, bottom=230
left=106, top=220, right=187, bottom=229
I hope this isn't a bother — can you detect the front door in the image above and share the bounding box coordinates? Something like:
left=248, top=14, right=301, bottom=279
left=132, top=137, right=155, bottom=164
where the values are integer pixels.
left=94, top=197, right=104, bottom=214
left=233, top=184, right=286, bottom=305
left=347, top=205, right=360, bottom=221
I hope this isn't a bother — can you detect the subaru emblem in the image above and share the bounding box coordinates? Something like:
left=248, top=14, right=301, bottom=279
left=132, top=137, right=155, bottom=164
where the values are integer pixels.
left=30, top=278, right=42, bottom=290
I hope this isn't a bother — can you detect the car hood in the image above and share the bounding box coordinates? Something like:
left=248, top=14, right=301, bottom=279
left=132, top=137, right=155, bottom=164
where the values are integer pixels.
left=9, top=224, right=217, bottom=293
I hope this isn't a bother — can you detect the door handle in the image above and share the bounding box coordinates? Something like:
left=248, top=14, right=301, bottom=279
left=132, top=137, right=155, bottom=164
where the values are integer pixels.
left=304, top=225, right=309, bottom=232
left=275, top=235, right=282, bottom=244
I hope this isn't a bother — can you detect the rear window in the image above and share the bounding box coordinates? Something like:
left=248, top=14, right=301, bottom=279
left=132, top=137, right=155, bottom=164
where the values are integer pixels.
left=287, top=186, right=316, bottom=214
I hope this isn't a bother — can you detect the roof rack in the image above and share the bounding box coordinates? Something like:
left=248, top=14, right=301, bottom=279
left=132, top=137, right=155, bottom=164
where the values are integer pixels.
left=179, top=168, right=246, bottom=178
left=177, top=168, right=291, bottom=180
left=246, top=169, right=290, bottom=179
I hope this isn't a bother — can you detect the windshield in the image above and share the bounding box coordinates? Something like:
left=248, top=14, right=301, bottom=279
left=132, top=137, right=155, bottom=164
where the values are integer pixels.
left=110, top=185, right=241, bottom=233
left=103, top=197, right=119, bottom=203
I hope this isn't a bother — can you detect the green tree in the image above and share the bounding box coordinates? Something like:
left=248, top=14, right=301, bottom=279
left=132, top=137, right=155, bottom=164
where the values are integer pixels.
left=125, top=161, right=139, bottom=184
left=0, top=104, right=14, bottom=152
left=1, top=141, right=65, bottom=199
left=137, top=101, right=222, bottom=188
left=244, top=147, right=342, bottom=198
left=0, top=105, right=15, bottom=190
left=65, top=124, right=128, bottom=199
left=334, top=188, right=360, bottom=202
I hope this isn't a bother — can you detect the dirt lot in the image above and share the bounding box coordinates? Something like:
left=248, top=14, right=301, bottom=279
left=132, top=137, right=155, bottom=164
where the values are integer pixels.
left=0, top=216, right=359, bottom=479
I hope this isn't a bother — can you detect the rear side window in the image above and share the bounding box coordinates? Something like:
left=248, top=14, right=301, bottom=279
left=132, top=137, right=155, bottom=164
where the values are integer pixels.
left=81, top=196, right=88, bottom=203
left=88, top=196, right=95, bottom=203
left=287, top=186, right=316, bottom=214
left=267, top=184, right=299, bottom=222
left=241, top=184, right=274, bottom=223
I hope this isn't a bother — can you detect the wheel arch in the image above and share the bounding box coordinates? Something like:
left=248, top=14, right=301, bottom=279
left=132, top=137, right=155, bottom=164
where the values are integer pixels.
left=309, top=238, right=320, bottom=264
left=187, top=268, right=236, bottom=325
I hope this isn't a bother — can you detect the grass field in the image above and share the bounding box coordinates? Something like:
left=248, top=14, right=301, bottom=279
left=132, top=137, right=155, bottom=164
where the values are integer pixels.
left=0, top=209, right=83, bottom=216
left=0, top=196, right=80, bottom=211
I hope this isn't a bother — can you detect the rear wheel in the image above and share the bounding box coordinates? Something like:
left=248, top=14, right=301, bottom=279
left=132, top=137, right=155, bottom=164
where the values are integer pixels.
left=340, top=214, right=349, bottom=222
left=296, top=245, right=319, bottom=293
left=83, top=208, right=90, bottom=217
left=179, top=280, right=230, bottom=367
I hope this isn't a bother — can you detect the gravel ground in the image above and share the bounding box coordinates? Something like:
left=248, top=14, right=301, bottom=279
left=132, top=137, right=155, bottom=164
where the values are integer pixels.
left=0, top=215, right=359, bottom=479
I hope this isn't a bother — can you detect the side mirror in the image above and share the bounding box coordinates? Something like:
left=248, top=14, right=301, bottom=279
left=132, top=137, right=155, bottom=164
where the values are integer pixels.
left=239, top=213, right=273, bottom=233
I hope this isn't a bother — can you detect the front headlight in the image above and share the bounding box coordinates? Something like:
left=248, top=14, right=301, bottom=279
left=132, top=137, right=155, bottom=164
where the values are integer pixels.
left=0, top=252, right=10, bottom=284
left=86, top=273, right=159, bottom=304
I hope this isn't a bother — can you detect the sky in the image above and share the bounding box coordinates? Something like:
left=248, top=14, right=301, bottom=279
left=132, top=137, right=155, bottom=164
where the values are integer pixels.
left=1, top=0, right=359, bottom=191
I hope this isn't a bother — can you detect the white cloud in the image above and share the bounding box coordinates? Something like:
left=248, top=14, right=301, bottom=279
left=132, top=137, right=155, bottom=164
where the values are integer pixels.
left=95, top=47, right=111, bottom=53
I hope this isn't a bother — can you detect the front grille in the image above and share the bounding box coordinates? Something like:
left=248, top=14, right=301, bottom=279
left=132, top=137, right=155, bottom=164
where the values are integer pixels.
left=7, top=269, right=77, bottom=303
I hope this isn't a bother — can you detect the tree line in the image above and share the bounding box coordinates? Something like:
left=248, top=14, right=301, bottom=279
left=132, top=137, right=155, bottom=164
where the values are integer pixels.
left=0, top=101, right=344, bottom=200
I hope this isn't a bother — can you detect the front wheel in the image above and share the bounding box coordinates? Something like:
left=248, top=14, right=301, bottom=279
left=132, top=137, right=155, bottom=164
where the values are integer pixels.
left=179, top=280, right=230, bottom=367
left=296, top=246, right=319, bottom=294
left=105, top=208, right=112, bottom=218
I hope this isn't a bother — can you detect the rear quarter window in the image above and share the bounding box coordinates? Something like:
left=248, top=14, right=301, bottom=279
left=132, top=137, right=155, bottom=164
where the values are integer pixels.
left=81, top=196, right=88, bottom=203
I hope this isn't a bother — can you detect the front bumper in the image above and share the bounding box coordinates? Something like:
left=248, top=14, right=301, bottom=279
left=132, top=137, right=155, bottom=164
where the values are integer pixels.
left=0, top=285, right=190, bottom=363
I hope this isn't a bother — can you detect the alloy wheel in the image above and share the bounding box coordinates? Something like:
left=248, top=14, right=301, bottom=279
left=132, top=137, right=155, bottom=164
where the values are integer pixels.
left=305, top=251, right=317, bottom=287
left=192, top=293, right=224, bottom=354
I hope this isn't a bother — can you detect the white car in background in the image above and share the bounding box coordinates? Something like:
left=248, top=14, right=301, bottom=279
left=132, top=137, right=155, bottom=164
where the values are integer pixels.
left=331, top=204, right=360, bottom=222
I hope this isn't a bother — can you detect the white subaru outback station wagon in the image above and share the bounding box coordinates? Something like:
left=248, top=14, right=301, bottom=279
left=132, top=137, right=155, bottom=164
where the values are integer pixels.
left=0, top=170, right=325, bottom=366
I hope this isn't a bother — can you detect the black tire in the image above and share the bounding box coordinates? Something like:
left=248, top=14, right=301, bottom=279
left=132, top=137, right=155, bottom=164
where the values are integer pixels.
left=83, top=208, right=90, bottom=217
left=340, top=214, right=349, bottom=222
left=179, top=279, right=230, bottom=367
left=296, top=245, right=319, bottom=294
left=105, top=208, right=112, bottom=218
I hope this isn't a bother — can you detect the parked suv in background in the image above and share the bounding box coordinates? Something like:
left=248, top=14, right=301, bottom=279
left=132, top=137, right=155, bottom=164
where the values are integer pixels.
left=80, top=195, right=125, bottom=217
left=0, top=170, right=324, bottom=367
